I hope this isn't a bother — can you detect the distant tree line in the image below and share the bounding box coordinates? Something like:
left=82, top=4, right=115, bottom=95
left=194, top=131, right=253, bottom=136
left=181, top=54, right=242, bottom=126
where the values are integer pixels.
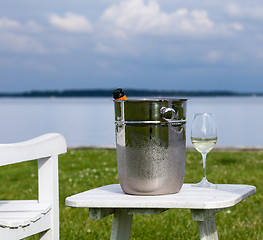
left=0, top=89, right=260, bottom=97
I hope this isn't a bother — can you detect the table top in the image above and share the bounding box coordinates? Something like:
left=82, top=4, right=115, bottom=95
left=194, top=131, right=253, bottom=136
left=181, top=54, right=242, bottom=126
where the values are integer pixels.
left=66, top=184, right=256, bottom=210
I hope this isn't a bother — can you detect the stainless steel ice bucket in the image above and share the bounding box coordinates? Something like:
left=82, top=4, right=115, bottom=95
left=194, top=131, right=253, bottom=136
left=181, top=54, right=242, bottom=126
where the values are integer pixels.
left=114, top=98, right=187, bottom=195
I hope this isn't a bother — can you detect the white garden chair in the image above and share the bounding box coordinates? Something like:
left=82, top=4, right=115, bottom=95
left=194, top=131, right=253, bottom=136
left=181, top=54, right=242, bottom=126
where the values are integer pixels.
left=0, top=133, right=67, bottom=240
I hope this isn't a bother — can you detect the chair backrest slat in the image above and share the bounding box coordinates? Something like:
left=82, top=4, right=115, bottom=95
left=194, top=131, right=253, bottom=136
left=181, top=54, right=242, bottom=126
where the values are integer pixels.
left=0, top=133, right=67, bottom=166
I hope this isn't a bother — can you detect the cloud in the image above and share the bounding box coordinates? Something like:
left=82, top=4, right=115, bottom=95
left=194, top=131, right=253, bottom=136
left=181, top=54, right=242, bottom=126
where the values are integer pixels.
left=23, top=60, right=57, bottom=72
left=205, top=50, right=223, bottom=62
left=95, top=60, right=110, bottom=70
left=0, top=17, right=46, bottom=54
left=0, top=32, right=48, bottom=54
left=24, top=20, right=44, bottom=32
left=225, top=3, right=263, bottom=20
left=101, top=0, right=214, bottom=36
left=96, top=0, right=245, bottom=60
left=0, top=17, right=21, bottom=30
left=225, top=3, right=241, bottom=17
left=48, top=12, right=93, bottom=33
left=0, top=17, right=44, bottom=32
left=256, top=50, right=263, bottom=59
left=94, top=43, right=114, bottom=54
left=0, top=57, right=57, bottom=73
left=229, top=22, right=243, bottom=31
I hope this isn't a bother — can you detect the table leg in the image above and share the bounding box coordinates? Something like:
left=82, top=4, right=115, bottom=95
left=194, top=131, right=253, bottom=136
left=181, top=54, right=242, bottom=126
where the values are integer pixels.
left=191, top=209, right=221, bottom=240
left=110, top=209, right=133, bottom=240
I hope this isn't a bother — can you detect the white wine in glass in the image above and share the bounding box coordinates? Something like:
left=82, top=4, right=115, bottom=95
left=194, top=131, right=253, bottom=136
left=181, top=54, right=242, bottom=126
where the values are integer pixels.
left=191, top=113, right=217, bottom=188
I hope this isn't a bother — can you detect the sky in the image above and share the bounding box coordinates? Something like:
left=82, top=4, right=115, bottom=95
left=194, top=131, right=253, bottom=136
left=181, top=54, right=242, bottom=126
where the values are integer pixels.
left=1, top=0, right=263, bottom=93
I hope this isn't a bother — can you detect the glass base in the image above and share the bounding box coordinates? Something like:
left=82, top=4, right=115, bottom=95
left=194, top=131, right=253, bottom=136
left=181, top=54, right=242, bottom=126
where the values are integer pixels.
left=192, top=177, right=217, bottom=189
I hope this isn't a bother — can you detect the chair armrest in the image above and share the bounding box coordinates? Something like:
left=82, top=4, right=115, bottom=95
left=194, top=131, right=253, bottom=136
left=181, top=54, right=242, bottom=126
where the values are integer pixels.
left=0, top=133, right=67, bottom=166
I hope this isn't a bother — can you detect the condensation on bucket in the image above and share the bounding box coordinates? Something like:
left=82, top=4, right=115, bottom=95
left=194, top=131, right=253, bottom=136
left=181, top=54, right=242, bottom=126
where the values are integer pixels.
left=116, top=123, right=186, bottom=195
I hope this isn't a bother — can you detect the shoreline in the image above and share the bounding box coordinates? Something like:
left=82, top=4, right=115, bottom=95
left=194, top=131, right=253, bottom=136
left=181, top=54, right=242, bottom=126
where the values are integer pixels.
left=68, top=145, right=263, bottom=151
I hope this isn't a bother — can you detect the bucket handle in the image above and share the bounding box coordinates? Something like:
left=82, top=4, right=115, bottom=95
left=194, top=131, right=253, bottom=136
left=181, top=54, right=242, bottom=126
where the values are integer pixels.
left=160, top=107, right=178, bottom=121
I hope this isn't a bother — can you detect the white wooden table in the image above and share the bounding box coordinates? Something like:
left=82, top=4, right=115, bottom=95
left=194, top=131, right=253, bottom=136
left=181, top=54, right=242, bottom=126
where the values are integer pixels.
left=66, top=184, right=256, bottom=240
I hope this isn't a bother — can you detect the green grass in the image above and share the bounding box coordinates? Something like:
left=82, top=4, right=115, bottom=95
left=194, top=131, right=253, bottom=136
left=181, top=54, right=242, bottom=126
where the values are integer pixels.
left=0, top=149, right=262, bottom=239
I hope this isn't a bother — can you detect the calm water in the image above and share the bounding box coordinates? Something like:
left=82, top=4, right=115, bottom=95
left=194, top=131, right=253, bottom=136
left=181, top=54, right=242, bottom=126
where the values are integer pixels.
left=0, top=97, right=262, bottom=147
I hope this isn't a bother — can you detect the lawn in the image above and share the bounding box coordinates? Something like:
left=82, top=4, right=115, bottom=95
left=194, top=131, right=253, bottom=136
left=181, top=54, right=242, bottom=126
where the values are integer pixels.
left=0, top=149, right=262, bottom=239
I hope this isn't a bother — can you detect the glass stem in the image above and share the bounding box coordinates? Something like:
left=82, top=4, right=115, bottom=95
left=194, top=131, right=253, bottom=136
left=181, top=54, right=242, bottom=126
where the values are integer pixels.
left=202, top=153, right=207, bottom=180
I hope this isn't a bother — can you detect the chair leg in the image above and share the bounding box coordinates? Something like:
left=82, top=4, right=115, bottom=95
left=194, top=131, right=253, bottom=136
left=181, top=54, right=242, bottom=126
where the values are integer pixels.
left=191, top=209, right=220, bottom=240
left=110, top=209, right=133, bottom=240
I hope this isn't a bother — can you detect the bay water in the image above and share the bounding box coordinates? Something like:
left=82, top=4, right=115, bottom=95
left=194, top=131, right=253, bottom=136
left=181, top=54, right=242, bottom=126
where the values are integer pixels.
left=0, top=97, right=262, bottom=147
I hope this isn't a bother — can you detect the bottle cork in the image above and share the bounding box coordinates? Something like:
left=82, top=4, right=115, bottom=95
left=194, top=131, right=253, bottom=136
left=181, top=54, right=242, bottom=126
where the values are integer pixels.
left=113, top=88, right=127, bottom=100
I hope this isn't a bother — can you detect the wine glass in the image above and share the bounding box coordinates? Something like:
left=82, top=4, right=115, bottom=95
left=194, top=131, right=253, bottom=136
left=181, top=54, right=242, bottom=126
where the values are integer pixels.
left=191, top=113, right=217, bottom=188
